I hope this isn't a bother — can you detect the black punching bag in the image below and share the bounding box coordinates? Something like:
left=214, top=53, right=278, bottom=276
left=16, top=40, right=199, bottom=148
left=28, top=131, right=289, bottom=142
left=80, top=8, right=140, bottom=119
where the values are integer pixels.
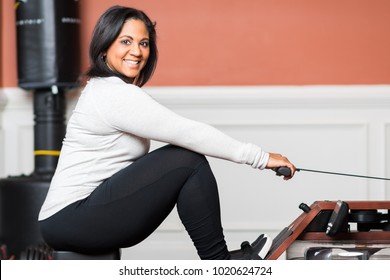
left=0, top=0, right=80, bottom=259
left=16, top=0, right=80, bottom=89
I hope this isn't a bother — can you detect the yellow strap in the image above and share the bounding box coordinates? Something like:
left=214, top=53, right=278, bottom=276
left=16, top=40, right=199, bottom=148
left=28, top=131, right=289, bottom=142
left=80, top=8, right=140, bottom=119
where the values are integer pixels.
left=34, top=150, right=61, bottom=156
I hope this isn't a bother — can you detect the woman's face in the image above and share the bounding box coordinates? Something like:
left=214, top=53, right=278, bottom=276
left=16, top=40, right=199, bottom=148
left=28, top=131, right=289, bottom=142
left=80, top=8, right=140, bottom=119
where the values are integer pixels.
left=106, top=19, right=150, bottom=80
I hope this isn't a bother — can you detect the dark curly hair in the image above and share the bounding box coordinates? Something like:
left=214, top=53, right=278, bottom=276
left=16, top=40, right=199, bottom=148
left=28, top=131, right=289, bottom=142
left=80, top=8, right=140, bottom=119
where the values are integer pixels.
left=85, top=6, right=158, bottom=87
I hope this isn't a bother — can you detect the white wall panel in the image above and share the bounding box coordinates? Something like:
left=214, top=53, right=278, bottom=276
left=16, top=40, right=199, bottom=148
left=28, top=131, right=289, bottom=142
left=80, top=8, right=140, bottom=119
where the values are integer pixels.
left=0, top=88, right=33, bottom=176
left=210, top=123, right=369, bottom=229
left=386, top=123, right=390, bottom=200
left=1, top=85, right=390, bottom=259
left=0, top=90, right=6, bottom=177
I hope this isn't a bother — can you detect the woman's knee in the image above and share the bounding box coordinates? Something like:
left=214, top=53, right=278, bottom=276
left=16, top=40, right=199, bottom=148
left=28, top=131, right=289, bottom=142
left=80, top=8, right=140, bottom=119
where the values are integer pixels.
left=160, top=145, right=207, bottom=167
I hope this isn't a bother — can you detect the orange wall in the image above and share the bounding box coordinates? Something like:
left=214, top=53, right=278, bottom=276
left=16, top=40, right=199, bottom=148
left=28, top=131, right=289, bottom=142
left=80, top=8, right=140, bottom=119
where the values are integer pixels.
left=2, top=0, right=390, bottom=87
left=0, top=1, right=3, bottom=87
left=1, top=0, right=15, bottom=87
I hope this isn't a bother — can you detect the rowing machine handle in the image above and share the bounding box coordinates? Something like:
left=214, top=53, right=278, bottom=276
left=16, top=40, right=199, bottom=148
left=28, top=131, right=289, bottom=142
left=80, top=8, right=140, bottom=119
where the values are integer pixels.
left=272, top=166, right=291, bottom=177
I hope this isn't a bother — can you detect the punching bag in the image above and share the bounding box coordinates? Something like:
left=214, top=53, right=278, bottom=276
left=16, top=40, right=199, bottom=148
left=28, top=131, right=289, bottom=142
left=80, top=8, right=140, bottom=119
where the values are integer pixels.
left=0, top=0, right=81, bottom=259
left=16, top=0, right=80, bottom=89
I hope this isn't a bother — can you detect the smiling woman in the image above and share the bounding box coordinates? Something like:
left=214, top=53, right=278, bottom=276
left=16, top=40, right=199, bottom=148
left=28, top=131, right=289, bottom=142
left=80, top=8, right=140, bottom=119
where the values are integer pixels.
left=38, top=5, right=295, bottom=260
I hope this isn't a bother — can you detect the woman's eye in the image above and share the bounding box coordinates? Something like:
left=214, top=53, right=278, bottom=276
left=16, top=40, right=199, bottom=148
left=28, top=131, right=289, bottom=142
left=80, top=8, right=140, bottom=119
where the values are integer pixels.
left=121, top=39, right=131, bottom=45
left=140, top=41, right=149, bottom=47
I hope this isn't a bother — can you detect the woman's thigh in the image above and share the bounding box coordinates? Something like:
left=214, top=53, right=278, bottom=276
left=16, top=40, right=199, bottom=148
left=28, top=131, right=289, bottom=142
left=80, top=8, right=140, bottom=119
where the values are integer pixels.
left=40, top=145, right=208, bottom=253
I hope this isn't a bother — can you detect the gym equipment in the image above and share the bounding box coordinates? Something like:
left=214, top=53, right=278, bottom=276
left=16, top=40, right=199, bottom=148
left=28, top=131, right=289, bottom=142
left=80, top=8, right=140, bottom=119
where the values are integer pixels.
left=265, top=200, right=390, bottom=260
left=0, top=0, right=80, bottom=259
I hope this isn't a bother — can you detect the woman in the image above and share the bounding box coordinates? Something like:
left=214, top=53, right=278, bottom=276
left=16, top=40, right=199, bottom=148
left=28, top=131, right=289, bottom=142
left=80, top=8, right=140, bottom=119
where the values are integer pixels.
left=39, top=5, right=296, bottom=260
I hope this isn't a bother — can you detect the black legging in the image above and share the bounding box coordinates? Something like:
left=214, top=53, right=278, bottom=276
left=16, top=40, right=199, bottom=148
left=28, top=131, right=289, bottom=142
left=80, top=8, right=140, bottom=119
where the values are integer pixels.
left=39, top=145, right=229, bottom=259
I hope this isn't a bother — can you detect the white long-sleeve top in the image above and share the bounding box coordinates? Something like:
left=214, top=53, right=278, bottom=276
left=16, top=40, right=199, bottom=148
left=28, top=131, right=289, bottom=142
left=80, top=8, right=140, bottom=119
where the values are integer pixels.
left=38, top=77, right=269, bottom=220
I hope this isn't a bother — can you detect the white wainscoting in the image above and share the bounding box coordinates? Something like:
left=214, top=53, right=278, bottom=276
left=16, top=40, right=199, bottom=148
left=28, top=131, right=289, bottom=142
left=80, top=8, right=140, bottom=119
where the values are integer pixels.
left=0, top=91, right=6, bottom=177
left=0, top=85, right=390, bottom=260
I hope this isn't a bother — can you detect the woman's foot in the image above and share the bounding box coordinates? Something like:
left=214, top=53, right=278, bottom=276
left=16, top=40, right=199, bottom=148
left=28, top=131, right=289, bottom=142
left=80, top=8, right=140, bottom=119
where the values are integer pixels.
left=229, top=234, right=272, bottom=260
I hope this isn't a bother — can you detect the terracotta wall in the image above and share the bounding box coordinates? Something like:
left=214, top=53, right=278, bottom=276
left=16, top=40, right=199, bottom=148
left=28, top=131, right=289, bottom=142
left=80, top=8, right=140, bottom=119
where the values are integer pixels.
left=0, top=1, right=7, bottom=87
left=1, top=0, right=390, bottom=87
left=0, top=1, right=3, bottom=87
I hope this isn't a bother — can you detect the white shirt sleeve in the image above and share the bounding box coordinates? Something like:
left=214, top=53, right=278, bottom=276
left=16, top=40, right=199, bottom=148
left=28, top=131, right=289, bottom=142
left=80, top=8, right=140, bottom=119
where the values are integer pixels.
left=92, top=79, right=269, bottom=169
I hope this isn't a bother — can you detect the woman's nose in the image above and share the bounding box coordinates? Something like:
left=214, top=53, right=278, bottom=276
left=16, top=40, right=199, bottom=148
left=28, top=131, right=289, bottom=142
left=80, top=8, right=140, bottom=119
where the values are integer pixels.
left=129, top=43, right=141, bottom=56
